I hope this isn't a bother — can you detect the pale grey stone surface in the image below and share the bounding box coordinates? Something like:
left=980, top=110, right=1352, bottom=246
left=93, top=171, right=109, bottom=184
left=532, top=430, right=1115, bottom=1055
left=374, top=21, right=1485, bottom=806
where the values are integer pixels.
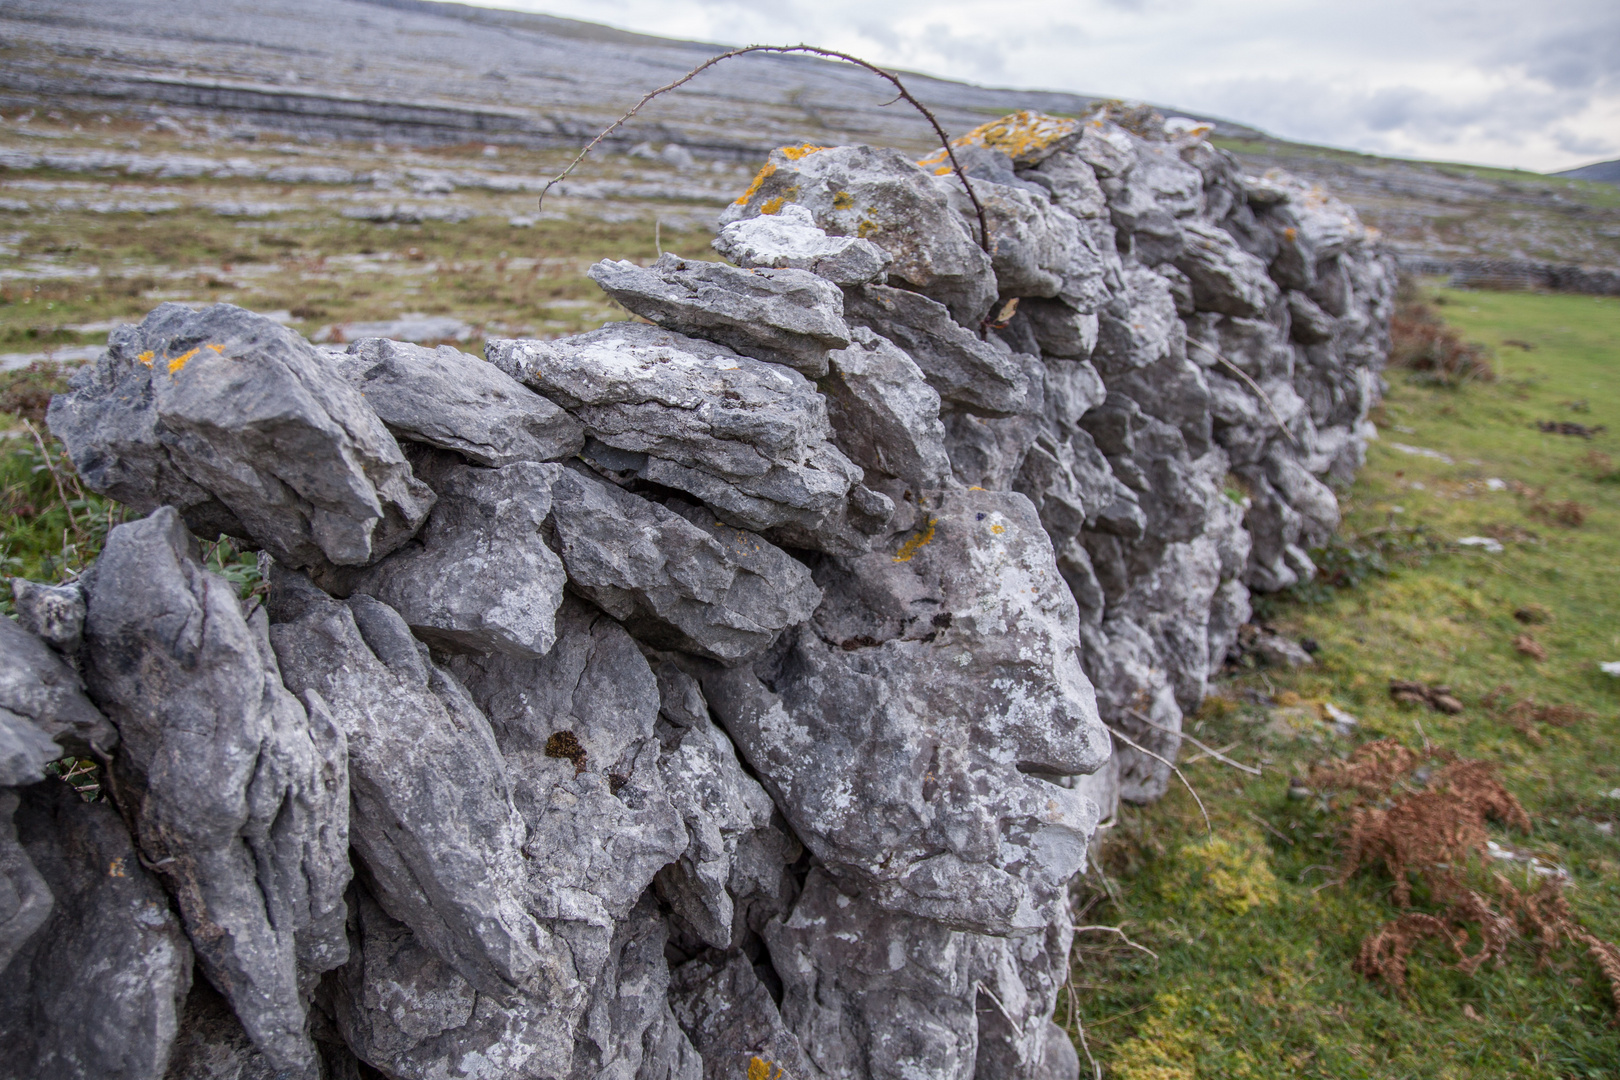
left=48, top=304, right=434, bottom=572
left=84, top=507, right=349, bottom=1076
left=712, top=203, right=891, bottom=286
left=342, top=456, right=567, bottom=659
left=822, top=327, right=952, bottom=488
left=588, top=253, right=853, bottom=377
left=702, top=489, right=1108, bottom=934
left=332, top=337, right=583, bottom=467
left=9, top=578, right=86, bottom=656
left=547, top=467, right=820, bottom=664
left=719, top=144, right=998, bottom=324
left=843, top=284, right=1043, bottom=417
left=266, top=575, right=543, bottom=999
left=488, top=324, right=862, bottom=543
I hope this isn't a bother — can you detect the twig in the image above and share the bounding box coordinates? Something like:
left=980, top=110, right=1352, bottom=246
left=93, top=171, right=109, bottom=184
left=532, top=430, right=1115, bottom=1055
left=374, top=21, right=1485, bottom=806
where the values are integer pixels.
left=1127, top=708, right=1262, bottom=776
left=1074, top=924, right=1161, bottom=961
left=22, top=419, right=83, bottom=543
left=1185, top=337, right=1298, bottom=446
left=1244, top=809, right=1295, bottom=846
left=1105, top=724, right=1213, bottom=838
left=1412, top=717, right=1431, bottom=753
left=1066, top=977, right=1103, bottom=1080
left=1182, top=740, right=1240, bottom=766
left=536, top=44, right=991, bottom=255
left=1090, top=1002, right=1151, bottom=1029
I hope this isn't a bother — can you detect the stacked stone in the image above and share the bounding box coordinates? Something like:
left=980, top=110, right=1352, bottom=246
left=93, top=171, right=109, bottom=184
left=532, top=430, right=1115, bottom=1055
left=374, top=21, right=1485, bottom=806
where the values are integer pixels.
left=1, top=107, right=1389, bottom=1080
left=711, top=107, right=1392, bottom=801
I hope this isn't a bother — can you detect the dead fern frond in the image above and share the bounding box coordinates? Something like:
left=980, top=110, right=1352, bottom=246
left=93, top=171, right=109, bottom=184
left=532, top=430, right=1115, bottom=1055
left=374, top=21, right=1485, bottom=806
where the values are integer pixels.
left=1312, top=738, right=1421, bottom=798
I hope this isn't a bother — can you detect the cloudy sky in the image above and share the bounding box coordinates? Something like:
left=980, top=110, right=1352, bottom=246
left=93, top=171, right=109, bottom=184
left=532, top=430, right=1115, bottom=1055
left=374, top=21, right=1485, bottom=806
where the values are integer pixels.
left=471, top=0, right=1617, bottom=173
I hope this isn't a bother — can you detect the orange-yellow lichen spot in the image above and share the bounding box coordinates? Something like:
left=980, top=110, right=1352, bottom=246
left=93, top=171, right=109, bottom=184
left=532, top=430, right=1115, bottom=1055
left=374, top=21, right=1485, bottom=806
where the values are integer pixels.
left=136, top=350, right=156, bottom=368
left=777, top=144, right=824, bottom=162
left=831, top=190, right=855, bottom=211
left=746, top=1058, right=783, bottom=1080
left=990, top=523, right=1006, bottom=535
left=167, top=348, right=201, bottom=375
left=760, top=186, right=798, bottom=215
left=892, top=516, right=937, bottom=563
left=734, top=161, right=778, bottom=206
left=206, top=343, right=225, bottom=354
left=951, top=110, right=1080, bottom=165
left=1283, top=227, right=1298, bottom=243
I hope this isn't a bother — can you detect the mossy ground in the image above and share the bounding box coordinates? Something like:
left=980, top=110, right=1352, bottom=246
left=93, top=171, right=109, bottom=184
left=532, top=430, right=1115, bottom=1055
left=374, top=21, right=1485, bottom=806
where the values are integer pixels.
left=1063, top=287, right=1620, bottom=1079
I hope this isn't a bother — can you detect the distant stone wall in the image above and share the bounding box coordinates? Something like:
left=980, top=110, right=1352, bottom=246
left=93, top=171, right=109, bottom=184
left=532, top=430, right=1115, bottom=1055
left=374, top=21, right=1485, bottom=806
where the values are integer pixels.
left=1398, top=254, right=1620, bottom=296
left=4, top=109, right=1391, bottom=1080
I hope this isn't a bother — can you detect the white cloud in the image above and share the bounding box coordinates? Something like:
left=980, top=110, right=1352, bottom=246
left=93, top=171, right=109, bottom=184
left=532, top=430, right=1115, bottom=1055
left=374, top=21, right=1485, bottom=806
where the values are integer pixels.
left=473, top=0, right=1620, bottom=172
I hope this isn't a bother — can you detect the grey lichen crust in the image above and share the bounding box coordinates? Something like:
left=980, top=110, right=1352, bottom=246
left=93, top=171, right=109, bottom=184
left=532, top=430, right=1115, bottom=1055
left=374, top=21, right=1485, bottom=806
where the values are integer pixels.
left=25, top=107, right=1391, bottom=1080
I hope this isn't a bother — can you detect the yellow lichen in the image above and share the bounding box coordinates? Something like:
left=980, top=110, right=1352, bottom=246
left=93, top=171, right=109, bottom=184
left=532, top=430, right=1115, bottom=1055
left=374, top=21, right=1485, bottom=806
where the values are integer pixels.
left=989, top=523, right=1006, bottom=535
left=734, top=161, right=778, bottom=206
left=855, top=218, right=880, bottom=239
left=136, top=350, right=155, bottom=368
left=206, top=343, right=225, bottom=354
left=760, top=186, right=799, bottom=215
left=777, top=144, right=825, bottom=161
left=917, top=111, right=1080, bottom=170
left=746, top=1058, right=784, bottom=1080
left=892, top=516, right=937, bottom=562
left=167, top=347, right=200, bottom=375
left=831, top=190, right=855, bottom=211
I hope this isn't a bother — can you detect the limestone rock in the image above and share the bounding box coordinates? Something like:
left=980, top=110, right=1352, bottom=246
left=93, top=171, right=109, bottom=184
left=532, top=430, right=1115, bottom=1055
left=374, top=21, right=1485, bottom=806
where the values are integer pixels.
left=719, top=144, right=997, bottom=323
left=0, top=790, right=52, bottom=974
left=822, top=326, right=952, bottom=488
left=669, top=952, right=811, bottom=1080
left=1174, top=220, right=1279, bottom=318
left=324, top=883, right=579, bottom=1080
left=444, top=597, right=689, bottom=937
left=0, top=781, right=193, bottom=1080
left=10, top=578, right=86, bottom=655
left=653, top=680, right=779, bottom=949
left=546, top=467, right=820, bottom=664
left=588, top=253, right=853, bottom=377
left=331, top=337, right=583, bottom=466
left=843, top=284, right=1042, bottom=417
left=83, top=507, right=350, bottom=1076
left=0, top=614, right=114, bottom=760
left=342, top=455, right=566, bottom=659
left=711, top=203, right=891, bottom=286
left=702, top=488, right=1109, bottom=934
left=0, top=713, right=59, bottom=789
left=48, top=303, right=434, bottom=572
left=266, top=576, right=543, bottom=998
left=488, top=324, right=862, bottom=542
left=765, top=870, right=981, bottom=1080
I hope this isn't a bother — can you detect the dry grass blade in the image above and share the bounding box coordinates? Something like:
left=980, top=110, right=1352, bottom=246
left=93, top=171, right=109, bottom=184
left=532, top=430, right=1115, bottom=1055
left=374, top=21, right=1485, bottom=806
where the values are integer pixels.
left=1126, top=708, right=1262, bottom=775
left=1104, top=724, right=1213, bottom=839
left=538, top=43, right=992, bottom=254
left=1074, top=924, right=1160, bottom=961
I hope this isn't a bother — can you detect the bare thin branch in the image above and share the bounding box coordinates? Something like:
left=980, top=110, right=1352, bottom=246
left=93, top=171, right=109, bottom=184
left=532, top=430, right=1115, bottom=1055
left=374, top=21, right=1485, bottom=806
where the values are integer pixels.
left=537, top=43, right=991, bottom=254
left=1185, top=337, right=1299, bottom=446
left=1074, top=924, right=1161, bottom=961
left=1105, top=724, right=1213, bottom=838
left=1126, top=708, right=1263, bottom=776
left=1244, top=809, right=1296, bottom=846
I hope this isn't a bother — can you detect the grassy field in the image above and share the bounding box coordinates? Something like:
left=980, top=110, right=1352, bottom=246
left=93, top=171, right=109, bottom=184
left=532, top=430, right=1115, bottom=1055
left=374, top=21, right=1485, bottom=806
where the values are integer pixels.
left=1062, top=287, right=1620, bottom=1079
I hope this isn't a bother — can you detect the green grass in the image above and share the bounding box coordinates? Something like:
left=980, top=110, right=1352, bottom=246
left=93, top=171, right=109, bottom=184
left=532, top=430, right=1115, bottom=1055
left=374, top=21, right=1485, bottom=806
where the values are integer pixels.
left=1064, top=287, right=1620, bottom=1079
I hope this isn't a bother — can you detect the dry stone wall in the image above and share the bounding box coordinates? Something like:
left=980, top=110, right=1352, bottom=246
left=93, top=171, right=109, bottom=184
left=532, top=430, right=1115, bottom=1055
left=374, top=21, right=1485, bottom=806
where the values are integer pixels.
left=1, top=108, right=1392, bottom=1080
